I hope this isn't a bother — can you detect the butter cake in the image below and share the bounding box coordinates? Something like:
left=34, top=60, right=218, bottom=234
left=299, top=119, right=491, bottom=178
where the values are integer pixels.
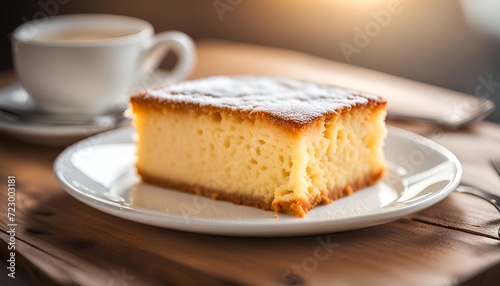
left=130, top=76, right=387, bottom=217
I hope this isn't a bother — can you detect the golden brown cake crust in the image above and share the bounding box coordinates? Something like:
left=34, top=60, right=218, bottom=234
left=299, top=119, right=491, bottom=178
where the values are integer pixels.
left=130, top=76, right=386, bottom=133
left=272, top=168, right=385, bottom=217
left=137, top=167, right=385, bottom=218
left=136, top=167, right=274, bottom=210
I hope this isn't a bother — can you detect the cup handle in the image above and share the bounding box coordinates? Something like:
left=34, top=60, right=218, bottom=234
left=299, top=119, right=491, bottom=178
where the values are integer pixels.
left=143, top=31, right=196, bottom=83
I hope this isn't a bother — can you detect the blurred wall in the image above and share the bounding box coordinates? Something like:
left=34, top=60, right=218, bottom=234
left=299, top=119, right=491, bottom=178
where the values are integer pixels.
left=2, top=0, right=499, bottom=122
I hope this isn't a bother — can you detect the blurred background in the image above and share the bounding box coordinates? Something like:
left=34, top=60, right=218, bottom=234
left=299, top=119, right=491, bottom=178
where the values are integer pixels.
left=1, top=0, right=499, bottom=122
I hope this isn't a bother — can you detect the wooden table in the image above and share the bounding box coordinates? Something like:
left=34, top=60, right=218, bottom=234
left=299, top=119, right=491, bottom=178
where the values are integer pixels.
left=1, top=41, right=499, bottom=286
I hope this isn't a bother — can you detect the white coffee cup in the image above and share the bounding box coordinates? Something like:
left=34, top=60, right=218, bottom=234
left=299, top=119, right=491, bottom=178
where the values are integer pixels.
left=11, top=14, right=196, bottom=115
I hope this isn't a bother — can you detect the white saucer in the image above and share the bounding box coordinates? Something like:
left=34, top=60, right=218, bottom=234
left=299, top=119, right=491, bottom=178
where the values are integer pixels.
left=0, top=82, right=131, bottom=147
left=0, top=70, right=177, bottom=147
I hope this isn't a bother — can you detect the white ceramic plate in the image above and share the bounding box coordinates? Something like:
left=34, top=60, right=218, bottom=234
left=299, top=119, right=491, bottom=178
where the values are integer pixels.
left=54, top=126, right=461, bottom=237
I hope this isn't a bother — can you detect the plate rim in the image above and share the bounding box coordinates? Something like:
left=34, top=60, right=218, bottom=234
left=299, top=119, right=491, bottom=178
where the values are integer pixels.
left=54, top=125, right=462, bottom=237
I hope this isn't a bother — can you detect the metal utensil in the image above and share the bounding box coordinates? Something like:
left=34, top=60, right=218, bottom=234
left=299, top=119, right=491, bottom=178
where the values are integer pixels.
left=388, top=98, right=495, bottom=129
left=455, top=185, right=500, bottom=212
left=455, top=159, right=500, bottom=237
left=491, top=159, right=500, bottom=178
left=0, top=105, right=127, bottom=126
left=455, top=185, right=500, bottom=237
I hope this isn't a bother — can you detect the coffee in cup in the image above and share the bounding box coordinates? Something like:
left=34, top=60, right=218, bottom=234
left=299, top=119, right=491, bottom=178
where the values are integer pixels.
left=11, top=14, right=196, bottom=115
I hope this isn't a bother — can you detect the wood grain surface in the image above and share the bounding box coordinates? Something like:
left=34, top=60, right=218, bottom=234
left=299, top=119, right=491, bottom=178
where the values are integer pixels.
left=0, top=41, right=500, bottom=286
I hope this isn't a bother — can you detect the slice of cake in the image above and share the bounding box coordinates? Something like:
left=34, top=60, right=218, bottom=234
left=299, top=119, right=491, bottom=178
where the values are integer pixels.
left=130, top=76, right=387, bottom=217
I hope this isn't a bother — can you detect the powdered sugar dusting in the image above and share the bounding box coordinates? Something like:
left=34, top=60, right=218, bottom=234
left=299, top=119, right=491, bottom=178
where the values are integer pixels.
left=146, top=76, right=382, bottom=125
